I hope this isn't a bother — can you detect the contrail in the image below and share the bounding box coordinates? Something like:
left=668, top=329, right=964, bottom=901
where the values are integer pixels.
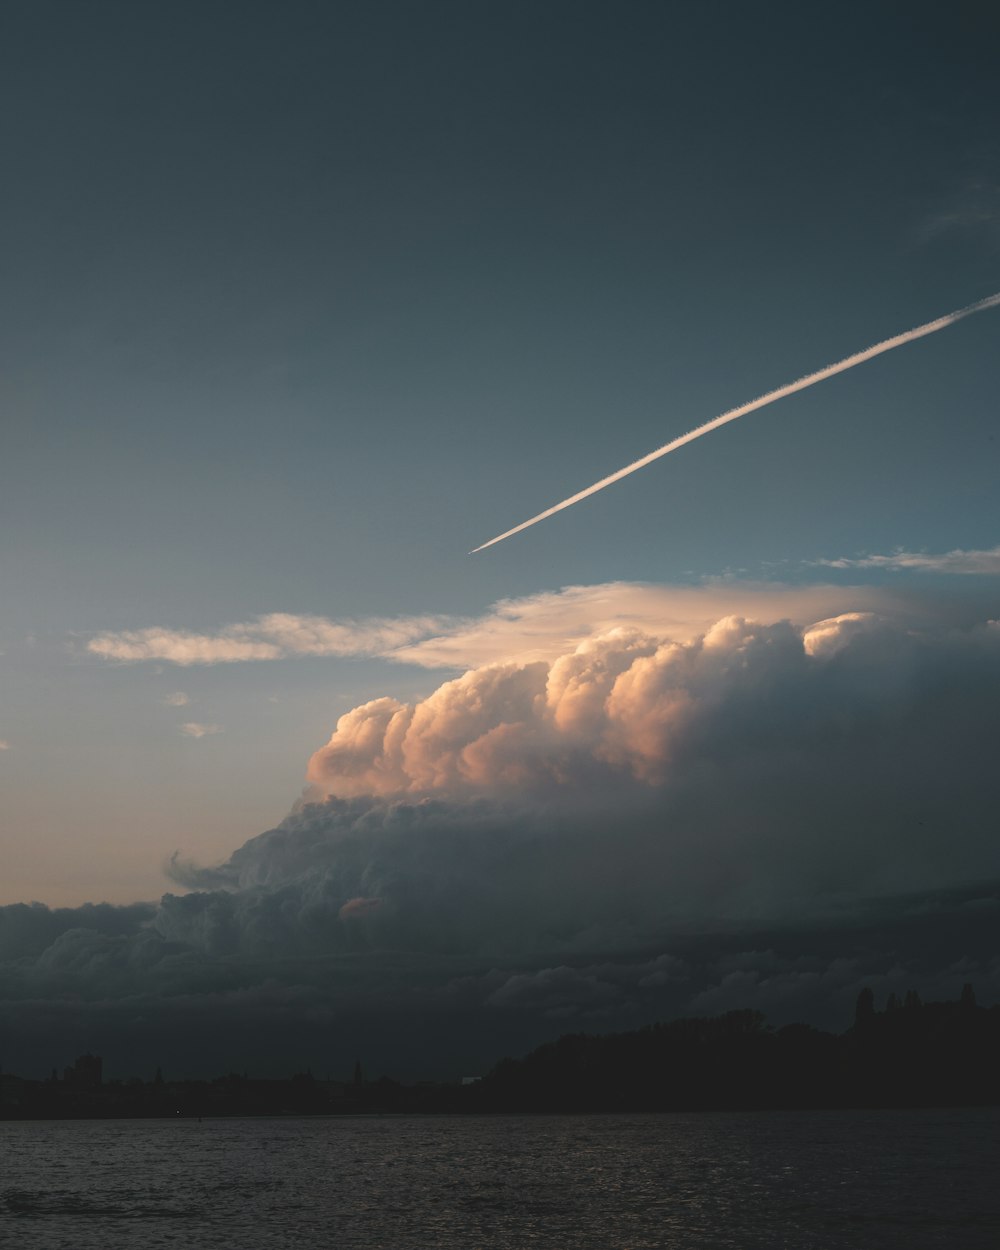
left=470, top=291, right=1000, bottom=553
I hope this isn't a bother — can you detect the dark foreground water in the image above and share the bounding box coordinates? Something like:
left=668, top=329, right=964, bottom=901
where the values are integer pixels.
left=1, top=1109, right=999, bottom=1249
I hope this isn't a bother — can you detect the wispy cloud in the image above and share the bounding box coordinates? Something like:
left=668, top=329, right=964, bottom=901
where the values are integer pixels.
left=815, top=545, right=1000, bottom=575
left=163, top=692, right=190, bottom=707
left=0, top=740, right=9, bottom=751
left=913, top=179, right=1000, bottom=249
left=179, top=722, right=223, bottom=738
left=88, top=613, right=451, bottom=666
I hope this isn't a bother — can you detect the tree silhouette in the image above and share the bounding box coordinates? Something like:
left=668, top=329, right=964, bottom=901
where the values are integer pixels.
left=855, top=986, right=875, bottom=1026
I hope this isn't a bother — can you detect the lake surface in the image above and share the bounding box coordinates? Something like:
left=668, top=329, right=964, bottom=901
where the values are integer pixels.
left=1, top=1109, right=998, bottom=1248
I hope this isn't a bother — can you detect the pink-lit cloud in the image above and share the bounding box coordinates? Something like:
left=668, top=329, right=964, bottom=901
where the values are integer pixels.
left=306, top=611, right=928, bottom=798
left=179, top=722, right=223, bottom=739
left=338, top=896, right=383, bottom=921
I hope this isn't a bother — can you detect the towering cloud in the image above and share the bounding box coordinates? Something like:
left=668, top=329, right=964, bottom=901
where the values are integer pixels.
left=267, top=604, right=1000, bottom=944
left=307, top=611, right=1000, bottom=822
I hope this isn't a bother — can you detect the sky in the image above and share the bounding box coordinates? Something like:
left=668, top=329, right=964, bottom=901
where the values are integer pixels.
left=1, top=0, right=999, bottom=1079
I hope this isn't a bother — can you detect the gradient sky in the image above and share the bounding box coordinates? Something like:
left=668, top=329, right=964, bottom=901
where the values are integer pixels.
left=1, top=1, right=999, bottom=1076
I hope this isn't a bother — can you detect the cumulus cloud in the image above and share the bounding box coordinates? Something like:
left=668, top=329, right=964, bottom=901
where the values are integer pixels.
left=179, top=722, right=222, bottom=738
left=487, top=965, right=627, bottom=1020
left=815, top=545, right=1000, bottom=575
left=686, top=956, right=860, bottom=1020
left=307, top=610, right=1000, bottom=815
left=147, top=606, right=1000, bottom=967
left=486, top=954, right=690, bottom=1021
left=0, top=901, right=157, bottom=963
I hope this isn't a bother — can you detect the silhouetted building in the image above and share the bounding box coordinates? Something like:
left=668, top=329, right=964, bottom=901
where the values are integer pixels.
left=63, top=1053, right=103, bottom=1089
left=0, top=1073, right=27, bottom=1108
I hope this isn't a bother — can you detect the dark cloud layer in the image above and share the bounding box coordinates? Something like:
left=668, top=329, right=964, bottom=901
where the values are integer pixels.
left=2, top=882, right=999, bottom=1083
left=3, top=610, right=999, bottom=1079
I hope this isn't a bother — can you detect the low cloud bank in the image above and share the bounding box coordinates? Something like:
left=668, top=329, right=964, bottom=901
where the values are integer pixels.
left=2, top=882, right=999, bottom=1081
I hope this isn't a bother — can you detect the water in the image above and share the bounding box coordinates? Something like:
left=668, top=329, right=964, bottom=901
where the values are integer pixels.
left=1, top=1109, right=998, bottom=1248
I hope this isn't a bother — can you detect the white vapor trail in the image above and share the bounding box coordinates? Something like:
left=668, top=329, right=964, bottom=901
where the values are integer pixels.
left=470, top=291, right=1000, bottom=553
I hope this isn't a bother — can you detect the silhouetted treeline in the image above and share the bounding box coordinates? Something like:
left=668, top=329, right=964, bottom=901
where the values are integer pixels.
left=3, top=986, right=999, bottom=1118
left=0, top=1065, right=467, bottom=1120
left=467, top=985, right=1000, bottom=1112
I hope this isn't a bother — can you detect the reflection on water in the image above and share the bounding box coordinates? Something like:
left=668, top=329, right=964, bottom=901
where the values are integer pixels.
left=1, top=1109, right=999, bottom=1249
